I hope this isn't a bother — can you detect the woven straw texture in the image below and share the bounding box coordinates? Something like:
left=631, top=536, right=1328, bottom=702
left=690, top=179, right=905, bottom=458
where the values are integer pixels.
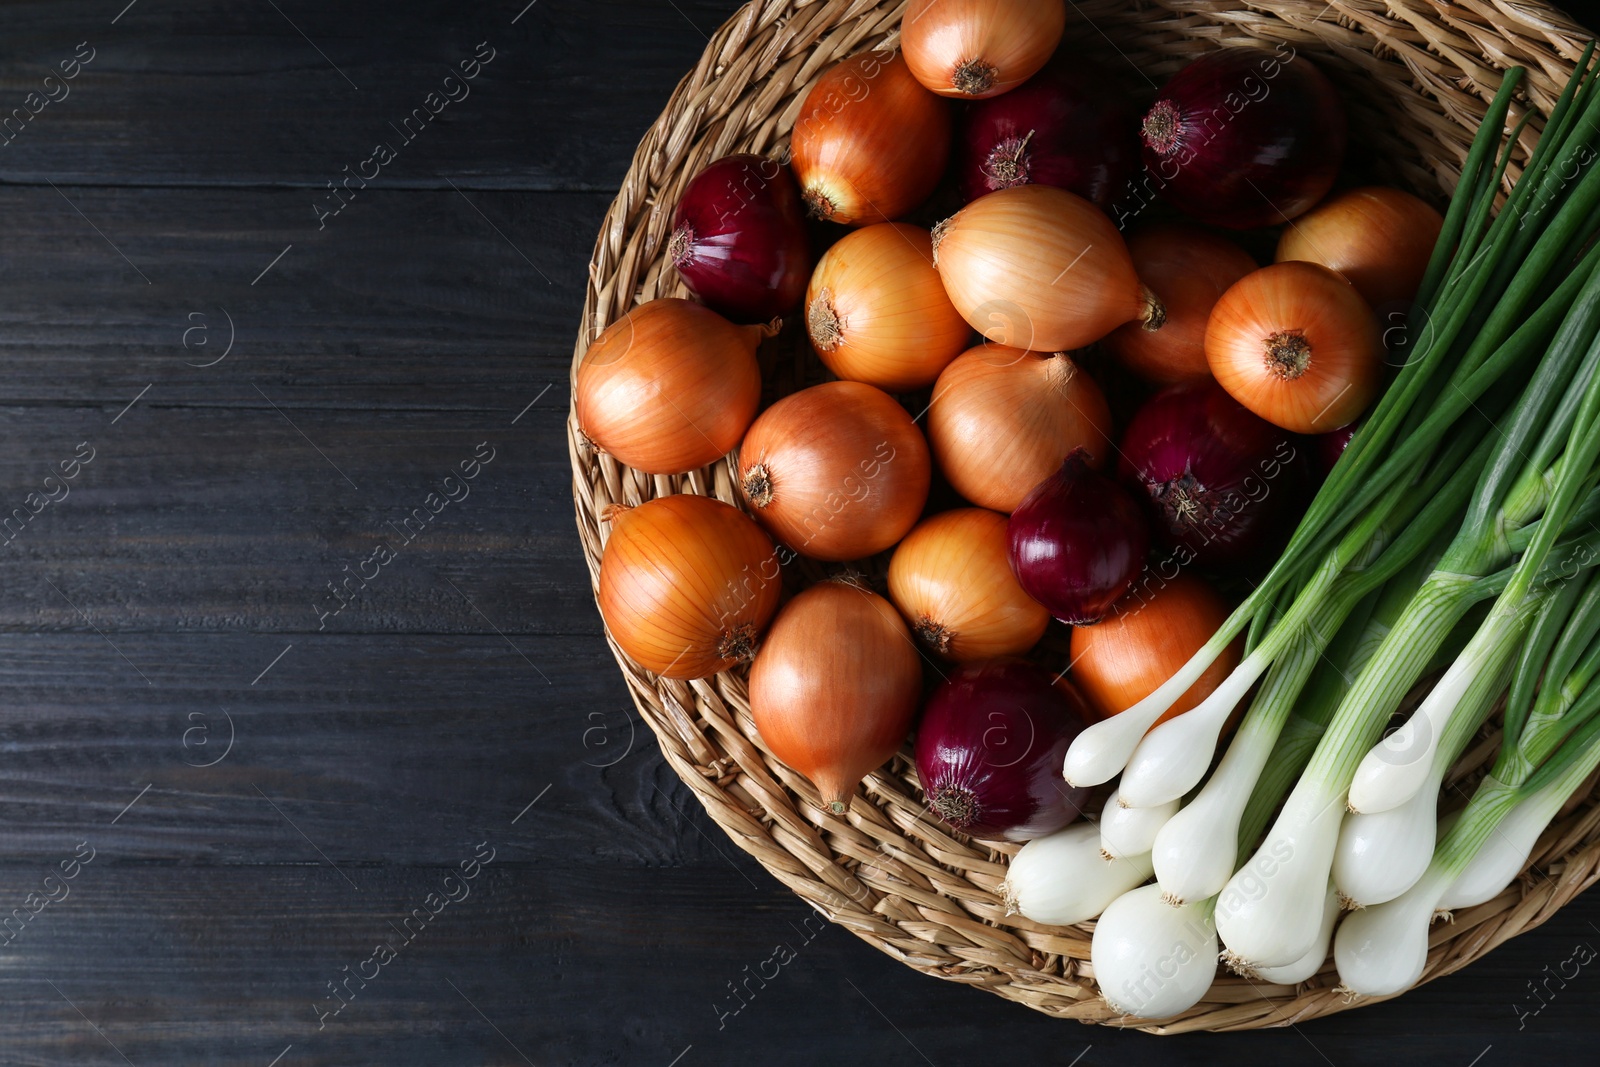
left=569, top=0, right=1597, bottom=1032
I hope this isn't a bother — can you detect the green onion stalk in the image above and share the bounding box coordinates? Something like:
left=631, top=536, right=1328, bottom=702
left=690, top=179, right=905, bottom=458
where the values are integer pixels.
left=1212, top=447, right=1600, bottom=967
left=1103, top=562, right=1493, bottom=1013
left=1117, top=412, right=1491, bottom=812
left=1063, top=50, right=1600, bottom=792
left=1205, top=55, right=1600, bottom=970
left=1148, top=528, right=1459, bottom=908
left=1345, top=285, right=1600, bottom=814
left=1334, top=574, right=1600, bottom=995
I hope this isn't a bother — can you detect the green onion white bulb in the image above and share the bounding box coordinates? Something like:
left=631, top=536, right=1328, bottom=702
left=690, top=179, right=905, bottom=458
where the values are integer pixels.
left=1097, top=787, right=1179, bottom=860
left=1004, top=823, right=1154, bottom=927
left=1250, top=881, right=1340, bottom=985
left=1092, top=884, right=1218, bottom=1018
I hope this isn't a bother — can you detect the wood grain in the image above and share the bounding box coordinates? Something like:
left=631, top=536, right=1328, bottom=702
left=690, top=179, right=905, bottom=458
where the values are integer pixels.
left=0, top=185, right=593, bottom=408
left=0, top=0, right=734, bottom=190
left=0, top=0, right=1591, bottom=1062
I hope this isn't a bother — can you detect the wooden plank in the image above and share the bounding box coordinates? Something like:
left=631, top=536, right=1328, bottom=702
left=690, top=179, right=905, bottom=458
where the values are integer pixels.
left=0, top=862, right=1592, bottom=1065
left=0, top=399, right=597, bottom=632
left=0, top=185, right=598, bottom=409
left=0, top=632, right=758, bottom=868
left=0, top=0, right=741, bottom=190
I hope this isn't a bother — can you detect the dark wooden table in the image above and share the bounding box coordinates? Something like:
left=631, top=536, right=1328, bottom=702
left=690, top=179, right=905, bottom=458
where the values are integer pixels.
left=0, top=1, right=1593, bottom=1063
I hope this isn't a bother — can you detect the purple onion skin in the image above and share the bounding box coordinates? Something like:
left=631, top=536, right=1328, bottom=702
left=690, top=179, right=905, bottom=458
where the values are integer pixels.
left=1008, top=450, right=1149, bottom=625
left=669, top=154, right=810, bottom=323
left=914, top=660, right=1091, bottom=841
left=1317, top=422, right=1359, bottom=478
left=1118, top=380, right=1300, bottom=567
left=1140, top=48, right=1347, bottom=229
left=957, top=57, right=1139, bottom=211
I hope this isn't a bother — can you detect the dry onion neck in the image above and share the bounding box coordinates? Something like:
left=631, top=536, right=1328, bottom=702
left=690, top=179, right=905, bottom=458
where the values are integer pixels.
left=914, top=614, right=954, bottom=654
left=1141, top=98, right=1181, bottom=156
left=952, top=57, right=999, bottom=96
left=1264, top=329, right=1313, bottom=380
left=1140, top=285, right=1168, bottom=331
left=802, top=186, right=838, bottom=221
left=1154, top=471, right=1231, bottom=533
left=1041, top=351, right=1078, bottom=392
left=929, top=783, right=980, bottom=829
left=666, top=223, right=692, bottom=267
left=741, top=462, right=774, bottom=508
left=985, top=129, right=1035, bottom=186
left=808, top=289, right=843, bottom=351
left=929, top=216, right=952, bottom=266
left=716, top=621, right=760, bottom=664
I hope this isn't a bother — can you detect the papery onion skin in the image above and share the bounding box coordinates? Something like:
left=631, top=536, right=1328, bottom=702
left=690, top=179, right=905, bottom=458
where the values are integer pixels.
left=805, top=223, right=972, bottom=392
left=933, top=184, right=1158, bottom=352
left=1008, top=450, right=1149, bottom=626
left=902, top=0, right=1066, bottom=99
left=1206, top=261, right=1382, bottom=435
left=914, top=659, right=1091, bottom=840
left=1069, top=572, right=1241, bottom=727
left=928, top=345, right=1112, bottom=513
left=1140, top=47, right=1347, bottom=229
left=749, top=580, right=923, bottom=813
left=1105, top=223, right=1257, bottom=385
left=576, top=298, right=767, bottom=474
left=789, top=48, right=951, bottom=225
left=1117, top=379, right=1301, bottom=567
left=669, top=154, right=811, bottom=323
left=1276, top=186, right=1444, bottom=309
left=888, top=508, right=1049, bottom=660
left=597, top=495, right=781, bottom=679
left=737, top=380, right=931, bottom=562
left=956, top=55, right=1138, bottom=209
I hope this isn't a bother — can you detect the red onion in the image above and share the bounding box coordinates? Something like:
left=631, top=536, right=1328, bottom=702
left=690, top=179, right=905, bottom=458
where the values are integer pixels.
left=957, top=56, right=1139, bottom=211
left=1317, top=421, right=1359, bottom=477
left=1117, top=380, right=1303, bottom=567
left=1139, top=47, right=1347, bottom=229
left=914, top=659, right=1091, bottom=841
left=1008, top=450, right=1149, bottom=625
left=669, top=154, right=810, bottom=323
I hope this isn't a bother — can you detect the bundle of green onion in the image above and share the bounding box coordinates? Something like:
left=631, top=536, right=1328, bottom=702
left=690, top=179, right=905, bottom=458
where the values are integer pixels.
left=1037, top=43, right=1600, bottom=1015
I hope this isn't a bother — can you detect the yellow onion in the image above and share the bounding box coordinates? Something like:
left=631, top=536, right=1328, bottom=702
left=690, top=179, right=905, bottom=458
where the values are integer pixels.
left=902, top=0, right=1066, bottom=98
left=749, top=579, right=923, bottom=813
left=1070, top=572, right=1241, bottom=726
left=1275, top=186, right=1445, bottom=309
left=927, top=344, right=1111, bottom=513
left=1206, top=261, right=1382, bottom=434
left=789, top=48, right=951, bottom=225
left=1105, top=223, right=1258, bottom=386
left=888, top=508, right=1048, bottom=660
left=597, top=494, right=781, bottom=679
left=932, top=184, right=1160, bottom=351
left=737, top=381, right=931, bottom=561
left=575, top=298, right=770, bottom=474
left=806, top=223, right=973, bottom=392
